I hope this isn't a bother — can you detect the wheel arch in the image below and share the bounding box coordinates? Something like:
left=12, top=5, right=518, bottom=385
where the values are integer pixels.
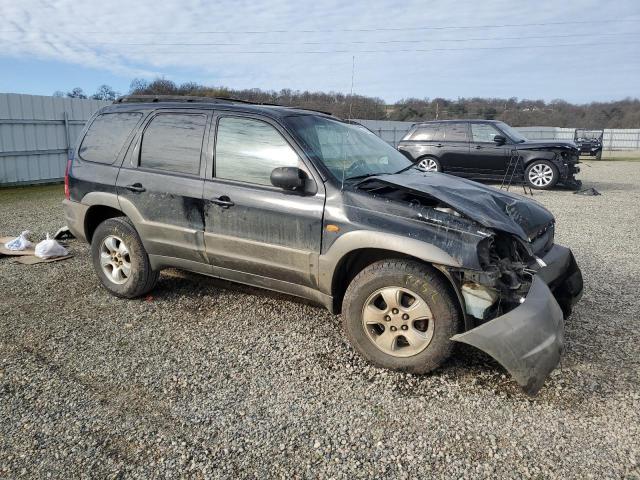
left=320, top=231, right=463, bottom=315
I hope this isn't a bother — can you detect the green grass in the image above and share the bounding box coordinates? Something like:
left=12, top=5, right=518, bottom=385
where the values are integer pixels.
left=0, top=183, right=64, bottom=202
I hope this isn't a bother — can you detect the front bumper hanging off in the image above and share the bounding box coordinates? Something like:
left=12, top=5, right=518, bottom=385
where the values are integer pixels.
left=451, top=245, right=583, bottom=395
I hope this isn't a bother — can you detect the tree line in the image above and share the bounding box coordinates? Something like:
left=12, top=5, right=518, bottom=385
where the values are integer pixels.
left=55, top=79, right=640, bottom=128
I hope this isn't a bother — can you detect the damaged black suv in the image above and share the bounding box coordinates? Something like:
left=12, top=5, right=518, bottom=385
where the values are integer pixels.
left=398, top=120, right=582, bottom=190
left=63, top=96, right=583, bottom=394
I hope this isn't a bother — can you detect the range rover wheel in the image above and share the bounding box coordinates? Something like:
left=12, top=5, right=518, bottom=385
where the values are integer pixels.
left=417, top=156, right=441, bottom=172
left=525, top=160, right=558, bottom=189
left=342, top=260, right=460, bottom=374
left=91, top=217, right=159, bottom=298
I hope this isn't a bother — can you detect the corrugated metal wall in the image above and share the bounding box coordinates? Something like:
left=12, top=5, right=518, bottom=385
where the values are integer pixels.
left=356, top=120, right=640, bottom=150
left=1, top=96, right=639, bottom=186
left=0, top=93, right=110, bottom=185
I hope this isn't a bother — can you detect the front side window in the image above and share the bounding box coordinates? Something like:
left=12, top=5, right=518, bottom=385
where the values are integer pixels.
left=471, top=123, right=502, bottom=143
left=79, top=112, right=142, bottom=164
left=139, top=113, right=206, bottom=175
left=442, top=123, right=469, bottom=142
left=283, top=115, right=412, bottom=182
left=215, top=117, right=300, bottom=186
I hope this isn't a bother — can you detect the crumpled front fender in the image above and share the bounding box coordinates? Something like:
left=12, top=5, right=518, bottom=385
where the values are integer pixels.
left=451, top=276, right=564, bottom=395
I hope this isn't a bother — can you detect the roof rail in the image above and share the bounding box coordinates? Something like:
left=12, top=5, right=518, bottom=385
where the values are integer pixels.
left=113, top=95, right=256, bottom=105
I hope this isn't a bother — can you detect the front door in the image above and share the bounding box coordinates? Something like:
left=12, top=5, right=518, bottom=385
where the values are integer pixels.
left=467, top=122, right=511, bottom=177
left=202, top=114, right=325, bottom=288
left=116, top=110, right=209, bottom=263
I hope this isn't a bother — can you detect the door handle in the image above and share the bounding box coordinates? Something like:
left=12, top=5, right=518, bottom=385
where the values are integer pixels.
left=435, top=144, right=443, bottom=148
left=475, top=145, right=483, bottom=149
left=124, top=183, right=145, bottom=193
left=210, top=195, right=235, bottom=208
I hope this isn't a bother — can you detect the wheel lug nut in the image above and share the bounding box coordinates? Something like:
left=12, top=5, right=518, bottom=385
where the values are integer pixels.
left=390, top=326, right=397, bottom=332
left=392, top=308, right=399, bottom=315
left=402, top=314, right=409, bottom=320
left=384, top=315, right=391, bottom=321
left=401, top=325, right=408, bottom=331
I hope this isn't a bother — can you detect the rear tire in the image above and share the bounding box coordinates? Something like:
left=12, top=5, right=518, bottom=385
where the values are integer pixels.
left=525, top=160, right=559, bottom=190
left=416, top=156, right=441, bottom=172
left=342, top=260, right=460, bottom=374
left=91, top=217, right=159, bottom=298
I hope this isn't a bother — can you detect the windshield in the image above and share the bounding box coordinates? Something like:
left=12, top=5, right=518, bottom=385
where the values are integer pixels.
left=284, top=115, right=412, bottom=182
left=495, top=121, right=528, bottom=143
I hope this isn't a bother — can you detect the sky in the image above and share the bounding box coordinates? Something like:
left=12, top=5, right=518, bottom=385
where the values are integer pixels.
left=0, top=0, right=639, bottom=103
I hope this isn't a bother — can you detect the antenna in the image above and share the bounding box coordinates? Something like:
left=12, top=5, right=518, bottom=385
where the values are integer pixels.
left=342, top=55, right=356, bottom=191
left=348, top=55, right=355, bottom=121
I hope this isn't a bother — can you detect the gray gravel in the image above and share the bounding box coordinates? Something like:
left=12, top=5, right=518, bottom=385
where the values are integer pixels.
left=1, top=161, right=639, bottom=479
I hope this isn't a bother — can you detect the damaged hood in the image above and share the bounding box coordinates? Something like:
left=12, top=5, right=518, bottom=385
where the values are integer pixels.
left=359, top=171, right=554, bottom=241
left=515, top=140, right=578, bottom=151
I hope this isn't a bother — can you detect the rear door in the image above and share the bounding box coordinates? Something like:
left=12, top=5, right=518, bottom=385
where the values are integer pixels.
left=467, top=122, right=511, bottom=176
left=202, top=113, right=325, bottom=288
left=438, top=122, right=471, bottom=172
left=397, top=124, right=441, bottom=162
left=116, top=110, right=210, bottom=263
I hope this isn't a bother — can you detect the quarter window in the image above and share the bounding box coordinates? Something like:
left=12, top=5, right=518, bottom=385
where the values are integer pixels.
left=139, top=113, right=206, bottom=175
left=215, top=117, right=300, bottom=186
left=471, top=123, right=502, bottom=143
left=79, top=112, right=142, bottom=164
left=442, top=123, right=468, bottom=142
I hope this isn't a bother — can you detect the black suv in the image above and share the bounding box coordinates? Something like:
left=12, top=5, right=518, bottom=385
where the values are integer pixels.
left=397, top=120, right=581, bottom=190
left=63, top=96, right=582, bottom=394
left=574, top=128, right=604, bottom=160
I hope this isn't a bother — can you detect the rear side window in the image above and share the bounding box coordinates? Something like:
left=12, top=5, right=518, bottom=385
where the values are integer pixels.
left=409, top=125, right=439, bottom=141
left=139, top=113, right=207, bottom=175
left=215, top=116, right=300, bottom=186
left=79, top=112, right=142, bottom=164
left=442, top=123, right=469, bottom=142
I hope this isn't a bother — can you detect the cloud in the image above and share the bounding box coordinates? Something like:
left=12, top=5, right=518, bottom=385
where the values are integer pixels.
left=1, top=0, right=639, bottom=101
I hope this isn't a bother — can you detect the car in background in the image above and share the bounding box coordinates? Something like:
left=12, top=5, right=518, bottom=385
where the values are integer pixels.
left=574, top=128, right=603, bottom=160
left=397, top=120, right=581, bottom=190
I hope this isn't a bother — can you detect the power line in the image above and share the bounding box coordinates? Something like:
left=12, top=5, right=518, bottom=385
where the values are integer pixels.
left=47, top=40, right=640, bottom=55
left=3, top=31, right=638, bottom=47
left=1, top=18, right=639, bottom=35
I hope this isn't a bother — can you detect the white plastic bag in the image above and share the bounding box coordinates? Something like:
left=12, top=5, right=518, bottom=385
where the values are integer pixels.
left=4, top=230, right=33, bottom=251
left=34, top=234, right=69, bottom=259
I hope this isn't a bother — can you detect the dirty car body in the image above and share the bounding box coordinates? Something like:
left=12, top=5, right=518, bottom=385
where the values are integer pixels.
left=63, top=97, right=583, bottom=394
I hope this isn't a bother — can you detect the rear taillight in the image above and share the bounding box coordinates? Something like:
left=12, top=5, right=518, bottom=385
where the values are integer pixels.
left=64, top=159, right=72, bottom=200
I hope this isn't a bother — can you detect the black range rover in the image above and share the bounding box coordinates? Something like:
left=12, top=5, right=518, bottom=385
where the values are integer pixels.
left=397, top=120, right=581, bottom=190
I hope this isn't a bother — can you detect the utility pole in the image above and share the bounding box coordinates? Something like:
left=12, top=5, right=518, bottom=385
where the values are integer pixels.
left=435, top=102, right=439, bottom=120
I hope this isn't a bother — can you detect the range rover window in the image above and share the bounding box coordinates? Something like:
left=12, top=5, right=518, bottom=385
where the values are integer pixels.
left=139, top=113, right=206, bottom=175
left=442, top=123, right=468, bottom=142
left=471, top=123, right=502, bottom=143
left=215, top=116, right=300, bottom=186
left=409, top=125, right=439, bottom=141
left=79, top=112, right=142, bottom=164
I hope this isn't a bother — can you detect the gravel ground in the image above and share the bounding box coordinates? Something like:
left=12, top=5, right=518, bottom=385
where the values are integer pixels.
left=1, top=161, right=639, bottom=479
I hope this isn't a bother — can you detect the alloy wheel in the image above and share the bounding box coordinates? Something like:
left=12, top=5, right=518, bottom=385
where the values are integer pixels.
left=528, top=163, right=554, bottom=187
left=418, top=158, right=439, bottom=172
left=362, top=286, right=435, bottom=357
left=99, top=235, right=132, bottom=285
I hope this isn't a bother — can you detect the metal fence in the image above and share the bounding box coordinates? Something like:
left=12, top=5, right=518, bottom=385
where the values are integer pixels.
left=1, top=95, right=639, bottom=186
left=0, top=93, right=109, bottom=186
left=355, top=119, right=640, bottom=151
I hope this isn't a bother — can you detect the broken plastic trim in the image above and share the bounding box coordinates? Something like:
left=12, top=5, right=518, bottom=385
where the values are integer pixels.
left=451, top=276, right=564, bottom=396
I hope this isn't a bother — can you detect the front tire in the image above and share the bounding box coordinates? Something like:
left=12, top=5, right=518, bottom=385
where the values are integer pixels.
left=91, top=217, right=159, bottom=298
left=342, top=260, right=460, bottom=374
left=525, top=160, right=559, bottom=189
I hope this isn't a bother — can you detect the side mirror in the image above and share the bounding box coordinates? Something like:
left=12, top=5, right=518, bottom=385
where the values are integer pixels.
left=270, top=167, right=307, bottom=191
left=493, top=134, right=507, bottom=145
